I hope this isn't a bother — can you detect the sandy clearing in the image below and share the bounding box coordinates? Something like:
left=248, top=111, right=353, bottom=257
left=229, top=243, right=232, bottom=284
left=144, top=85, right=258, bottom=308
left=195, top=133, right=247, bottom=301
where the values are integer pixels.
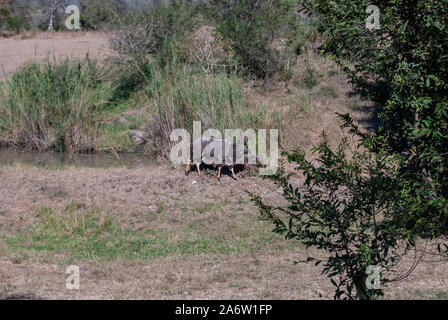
left=0, top=32, right=111, bottom=80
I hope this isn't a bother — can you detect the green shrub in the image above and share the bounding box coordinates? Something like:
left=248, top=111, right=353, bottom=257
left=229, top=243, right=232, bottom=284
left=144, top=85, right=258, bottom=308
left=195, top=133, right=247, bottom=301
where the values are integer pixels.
left=110, top=1, right=199, bottom=57
left=303, top=66, right=317, bottom=89
left=0, top=4, right=30, bottom=34
left=80, top=0, right=119, bottom=30
left=0, top=57, right=111, bottom=154
left=305, top=0, right=448, bottom=245
left=251, top=124, right=414, bottom=300
left=109, top=1, right=200, bottom=99
left=205, top=0, right=310, bottom=80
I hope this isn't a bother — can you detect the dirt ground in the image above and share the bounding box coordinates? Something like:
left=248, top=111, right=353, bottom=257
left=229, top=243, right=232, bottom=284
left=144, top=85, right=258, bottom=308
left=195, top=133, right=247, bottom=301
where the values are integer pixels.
left=0, top=165, right=447, bottom=300
left=0, top=32, right=111, bottom=80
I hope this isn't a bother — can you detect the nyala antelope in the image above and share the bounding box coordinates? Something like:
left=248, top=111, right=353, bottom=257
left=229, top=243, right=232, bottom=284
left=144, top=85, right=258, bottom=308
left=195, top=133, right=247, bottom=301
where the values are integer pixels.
left=185, top=137, right=258, bottom=180
left=185, top=136, right=214, bottom=177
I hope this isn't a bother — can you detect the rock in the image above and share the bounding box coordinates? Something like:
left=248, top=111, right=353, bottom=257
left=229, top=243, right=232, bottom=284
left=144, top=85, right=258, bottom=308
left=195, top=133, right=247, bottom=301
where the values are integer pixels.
left=192, top=180, right=198, bottom=185
left=129, top=130, right=145, bottom=144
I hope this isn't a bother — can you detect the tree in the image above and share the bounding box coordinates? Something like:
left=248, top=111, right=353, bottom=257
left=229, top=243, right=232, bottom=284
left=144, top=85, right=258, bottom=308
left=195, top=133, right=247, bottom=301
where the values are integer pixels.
left=44, top=0, right=66, bottom=30
left=252, top=1, right=448, bottom=299
left=301, top=0, right=448, bottom=242
left=251, top=123, right=420, bottom=300
left=205, top=0, right=307, bottom=80
left=79, top=0, right=119, bottom=30
left=0, top=0, right=31, bottom=33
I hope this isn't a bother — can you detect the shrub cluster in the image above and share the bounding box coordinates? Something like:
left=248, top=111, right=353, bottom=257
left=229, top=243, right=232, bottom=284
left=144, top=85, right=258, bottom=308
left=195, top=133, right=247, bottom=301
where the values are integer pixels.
left=204, top=0, right=310, bottom=80
left=0, top=0, right=30, bottom=35
left=111, top=0, right=312, bottom=81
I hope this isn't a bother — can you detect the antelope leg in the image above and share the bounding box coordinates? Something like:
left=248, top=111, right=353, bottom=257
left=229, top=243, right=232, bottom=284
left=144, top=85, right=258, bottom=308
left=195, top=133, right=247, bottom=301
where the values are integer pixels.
left=196, top=163, right=201, bottom=176
left=185, top=159, right=191, bottom=176
left=217, top=166, right=222, bottom=180
left=230, top=167, right=237, bottom=180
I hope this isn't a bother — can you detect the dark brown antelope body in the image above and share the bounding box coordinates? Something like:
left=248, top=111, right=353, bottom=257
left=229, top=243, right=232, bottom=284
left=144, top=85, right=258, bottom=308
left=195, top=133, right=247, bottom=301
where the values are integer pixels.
left=203, top=138, right=257, bottom=180
left=185, top=137, right=260, bottom=179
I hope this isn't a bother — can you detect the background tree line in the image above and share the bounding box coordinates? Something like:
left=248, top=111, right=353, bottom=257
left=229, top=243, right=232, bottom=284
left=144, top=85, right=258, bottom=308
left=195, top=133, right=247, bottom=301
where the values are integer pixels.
left=0, top=0, right=198, bottom=34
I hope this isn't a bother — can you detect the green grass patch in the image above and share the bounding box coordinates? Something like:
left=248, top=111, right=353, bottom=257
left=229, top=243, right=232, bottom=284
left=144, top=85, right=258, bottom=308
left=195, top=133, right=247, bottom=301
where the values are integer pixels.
left=1, top=202, right=287, bottom=262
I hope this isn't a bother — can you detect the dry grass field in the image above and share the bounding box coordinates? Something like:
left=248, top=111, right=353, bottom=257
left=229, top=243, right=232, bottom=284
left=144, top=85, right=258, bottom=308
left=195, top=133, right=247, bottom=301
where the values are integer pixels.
left=1, top=165, right=447, bottom=299
left=0, top=32, right=447, bottom=300
left=0, top=32, right=110, bottom=81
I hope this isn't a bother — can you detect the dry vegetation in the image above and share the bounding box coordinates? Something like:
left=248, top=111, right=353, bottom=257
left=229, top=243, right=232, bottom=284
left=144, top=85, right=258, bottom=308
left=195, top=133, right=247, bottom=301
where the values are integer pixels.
left=0, top=2, right=445, bottom=299
left=1, top=165, right=447, bottom=299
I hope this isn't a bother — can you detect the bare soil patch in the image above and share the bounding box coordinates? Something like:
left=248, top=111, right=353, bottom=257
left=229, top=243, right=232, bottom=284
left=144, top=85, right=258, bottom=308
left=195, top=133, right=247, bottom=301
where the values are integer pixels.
left=0, top=32, right=111, bottom=80
left=0, top=165, right=447, bottom=299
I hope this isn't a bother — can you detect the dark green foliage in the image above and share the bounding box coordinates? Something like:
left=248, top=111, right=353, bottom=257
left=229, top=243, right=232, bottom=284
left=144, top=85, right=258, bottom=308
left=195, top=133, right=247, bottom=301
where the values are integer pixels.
left=0, top=3, right=30, bottom=33
left=251, top=125, right=414, bottom=300
left=80, top=0, right=120, bottom=30
left=302, top=0, right=448, bottom=240
left=205, top=0, right=310, bottom=79
left=251, top=1, right=448, bottom=299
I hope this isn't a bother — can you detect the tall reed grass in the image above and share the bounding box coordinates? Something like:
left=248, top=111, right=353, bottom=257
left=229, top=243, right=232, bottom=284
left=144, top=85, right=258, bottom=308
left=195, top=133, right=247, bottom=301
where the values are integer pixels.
left=141, top=56, right=267, bottom=157
left=0, top=57, right=111, bottom=154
